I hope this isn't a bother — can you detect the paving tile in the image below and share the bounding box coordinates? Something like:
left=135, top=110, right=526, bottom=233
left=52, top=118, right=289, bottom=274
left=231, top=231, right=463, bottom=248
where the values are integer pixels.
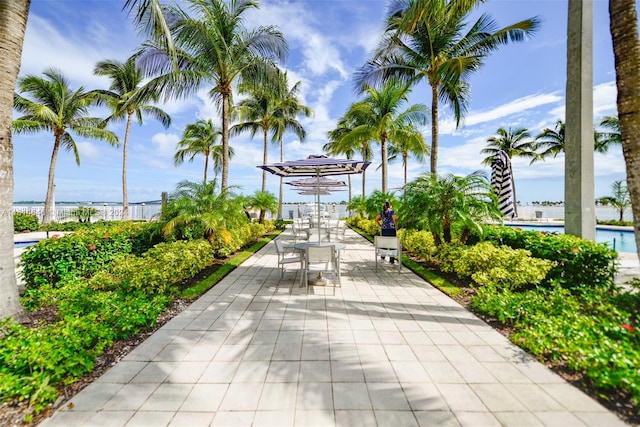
left=333, top=382, right=371, bottom=410
left=300, top=361, right=331, bottom=382
left=165, top=361, right=208, bottom=383
left=125, top=410, right=175, bottom=426
left=335, top=410, right=376, bottom=427
left=367, top=382, right=410, bottom=410
left=219, top=382, right=264, bottom=410
left=454, top=411, right=501, bottom=427
left=140, top=383, right=192, bottom=411
left=414, top=410, right=460, bottom=427
left=297, top=382, right=333, bottom=409
left=179, top=383, right=227, bottom=412
left=167, top=412, right=215, bottom=427
left=469, top=383, right=527, bottom=412
left=436, top=383, right=488, bottom=412
left=294, top=409, right=336, bottom=427
left=103, top=384, right=158, bottom=411
left=210, top=410, right=254, bottom=427
left=253, top=410, right=295, bottom=427
left=199, top=361, right=239, bottom=383
left=258, top=382, right=298, bottom=410
left=374, top=410, right=419, bottom=426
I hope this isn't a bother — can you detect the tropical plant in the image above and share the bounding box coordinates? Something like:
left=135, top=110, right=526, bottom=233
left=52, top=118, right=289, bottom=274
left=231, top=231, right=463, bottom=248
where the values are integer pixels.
left=599, top=180, right=631, bottom=222
left=174, top=119, right=228, bottom=185
left=481, top=127, right=538, bottom=217
left=245, top=190, right=278, bottom=223
left=136, top=0, right=288, bottom=194
left=535, top=120, right=612, bottom=158
left=346, top=195, right=367, bottom=218
left=596, top=115, right=622, bottom=153
left=13, top=68, right=119, bottom=224
left=355, top=0, right=540, bottom=175
left=161, top=180, right=248, bottom=243
left=534, top=120, right=565, bottom=159
left=94, top=56, right=171, bottom=220
left=232, top=70, right=312, bottom=219
left=325, top=111, right=375, bottom=199
left=388, top=128, right=429, bottom=187
left=365, top=190, right=401, bottom=221
left=609, top=0, right=640, bottom=261
left=402, top=171, right=502, bottom=245
left=335, top=81, right=428, bottom=193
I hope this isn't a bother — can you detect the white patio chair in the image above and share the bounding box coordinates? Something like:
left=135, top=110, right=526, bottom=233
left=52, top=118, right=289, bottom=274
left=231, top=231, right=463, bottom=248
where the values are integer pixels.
left=274, top=238, right=302, bottom=279
left=303, top=244, right=340, bottom=293
left=374, top=236, right=402, bottom=272
left=330, top=221, right=347, bottom=241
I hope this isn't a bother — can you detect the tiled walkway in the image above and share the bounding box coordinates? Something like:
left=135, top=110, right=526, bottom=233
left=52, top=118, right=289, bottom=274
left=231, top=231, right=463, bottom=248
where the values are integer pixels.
left=40, top=229, right=627, bottom=427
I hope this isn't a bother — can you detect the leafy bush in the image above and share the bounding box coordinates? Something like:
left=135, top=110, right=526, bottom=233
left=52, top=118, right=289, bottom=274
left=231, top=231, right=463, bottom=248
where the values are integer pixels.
left=470, top=225, right=618, bottom=290
left=472, top=285, right=640, bottom=408
left=9, top=239, right=221, bottom=414
left=20, top=222, right=157, bottom=290
left=398, top=229, right=437, bottom=261
left=438, top=241, right=552, bottom=290
left=14, top=212, right=39, bottom=232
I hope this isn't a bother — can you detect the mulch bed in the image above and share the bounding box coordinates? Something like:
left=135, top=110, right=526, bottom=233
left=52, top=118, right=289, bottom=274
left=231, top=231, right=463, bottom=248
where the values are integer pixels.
left=1, top=257, right=638, bottom=426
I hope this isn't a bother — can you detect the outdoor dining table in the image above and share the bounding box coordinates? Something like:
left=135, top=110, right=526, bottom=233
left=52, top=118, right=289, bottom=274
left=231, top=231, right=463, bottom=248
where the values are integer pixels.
left=293, top=242, right=346, bottom=287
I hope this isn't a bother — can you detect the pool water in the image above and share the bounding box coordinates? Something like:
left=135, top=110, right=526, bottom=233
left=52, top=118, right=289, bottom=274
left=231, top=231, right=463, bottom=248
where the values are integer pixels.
left=14, top=241, right=38, bottom=249
left=508, top=224, right=637, bottom=253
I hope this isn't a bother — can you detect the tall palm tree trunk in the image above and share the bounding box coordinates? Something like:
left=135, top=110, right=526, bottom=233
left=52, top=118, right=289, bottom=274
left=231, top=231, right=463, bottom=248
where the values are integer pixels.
left=278, top=139, right=284, bottom=220
left=221, top=90, right=231, bottom=194
left=203, top=152, right=209, bottom=186
left=430, top=84, right=439, bottom=175
left=0, top=0, right=30, bottom=320
left=381, top=136, right=388, bottom=193
left=43, top=137, right=61, bottom=224
left=609, top=0, right=640, bottom=260
left=122, top=112, right=133, bottom=220
left=262, top=128, right=268, bottom=192
left=510, top=173, right=519, bottom=217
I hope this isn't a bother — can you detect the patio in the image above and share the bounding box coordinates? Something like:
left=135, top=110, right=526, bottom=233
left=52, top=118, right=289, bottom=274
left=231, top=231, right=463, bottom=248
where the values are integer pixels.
left=39, top=227, right=625, bottom=427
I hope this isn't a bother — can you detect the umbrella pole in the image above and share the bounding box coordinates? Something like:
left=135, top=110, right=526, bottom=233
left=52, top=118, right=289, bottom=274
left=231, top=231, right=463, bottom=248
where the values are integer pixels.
left=317, top=171, right=322, bottom=244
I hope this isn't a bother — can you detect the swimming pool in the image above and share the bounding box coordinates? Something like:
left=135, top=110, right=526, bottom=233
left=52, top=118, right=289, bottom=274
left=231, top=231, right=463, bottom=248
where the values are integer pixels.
left=14, top=241, right=38, bottom=249
left=507, top=224, right=637, bottom=253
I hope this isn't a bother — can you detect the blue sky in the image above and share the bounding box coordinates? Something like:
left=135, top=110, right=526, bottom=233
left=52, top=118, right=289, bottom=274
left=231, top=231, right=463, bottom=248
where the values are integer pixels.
left=13, top=0, right=630, bottom=204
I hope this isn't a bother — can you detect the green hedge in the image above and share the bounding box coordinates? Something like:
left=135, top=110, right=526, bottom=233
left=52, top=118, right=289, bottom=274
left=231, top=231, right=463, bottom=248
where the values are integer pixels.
left=469, top=225, right=618, bottom=290
left=19, top=222, right=161, bottom=291
left=14, top=212, right=39, bottom=233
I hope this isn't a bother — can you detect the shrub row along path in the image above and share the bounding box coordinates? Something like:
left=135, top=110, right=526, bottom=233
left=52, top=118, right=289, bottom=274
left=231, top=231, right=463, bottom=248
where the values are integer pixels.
left=36, top=227, right=626, bottom=427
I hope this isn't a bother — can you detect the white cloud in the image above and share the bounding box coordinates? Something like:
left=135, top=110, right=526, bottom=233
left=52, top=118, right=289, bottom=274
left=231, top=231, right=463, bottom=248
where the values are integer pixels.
left=76, top=141, right=101, bottom=161
left=150, top=132, right=180, bottom=159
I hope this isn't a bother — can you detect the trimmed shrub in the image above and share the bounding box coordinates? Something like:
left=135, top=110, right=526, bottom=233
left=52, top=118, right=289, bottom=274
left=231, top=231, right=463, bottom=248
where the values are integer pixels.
left=398, top=229, right=437, bottom=261
left=20, top=222, right=157, bottom=290
left=14, top=212, right=39, bottom=232
left=438, top=241, right=552, bottom=290
left=471, top=225, right=617, bottom=290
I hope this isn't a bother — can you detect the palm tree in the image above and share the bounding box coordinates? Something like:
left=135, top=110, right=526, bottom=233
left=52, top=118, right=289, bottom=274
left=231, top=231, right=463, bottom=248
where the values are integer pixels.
left=403, top=171, right=502, bottom=245
left=162, top=179, right=247, bottom=243
left=325, top=111, right=375, bottom=200
left=174, top=119, right=228, bottom=185
left=355, top=0, right=540, bottom=175
left=338, top=81, right=428, bottom=193
left=599, top=180, right=631, bottom=222
left=388, top=125, right=429, bottom=187
left=535, top=120, right=610, bottom=158
left=246, top=190, right=278, bottom=223
left=136, top=0, right=288, bottom=194
left=481, top=127, right=538, bottom=217
left=232, top=70, right=312, bottom=216
left=534, top=120, right=565, bottom=159
left=596, top=115, right=622, bottom=153
left=94, top=56, right=171, bottom=220
left=0, top=0, right=30, bottom=320
left=13, top=68, right=119, bottom=224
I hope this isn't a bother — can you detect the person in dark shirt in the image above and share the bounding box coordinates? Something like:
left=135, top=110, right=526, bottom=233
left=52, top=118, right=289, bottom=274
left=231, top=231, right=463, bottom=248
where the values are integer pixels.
left=375, top=201, right=398, bottom=263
